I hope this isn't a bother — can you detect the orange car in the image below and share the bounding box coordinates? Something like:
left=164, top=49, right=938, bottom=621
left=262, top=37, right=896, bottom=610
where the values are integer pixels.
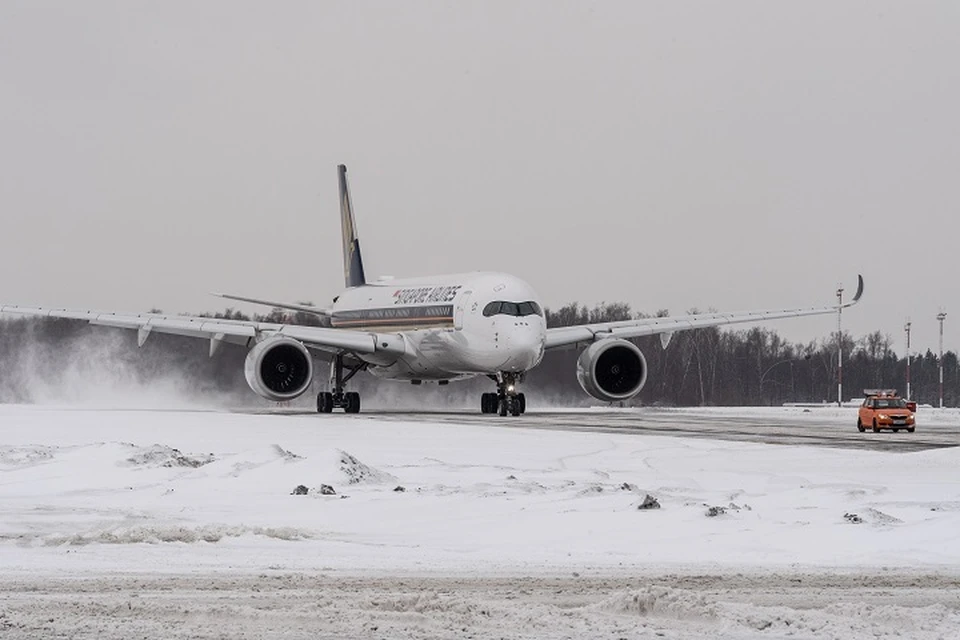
left=857, top=391, right=915, bottom=433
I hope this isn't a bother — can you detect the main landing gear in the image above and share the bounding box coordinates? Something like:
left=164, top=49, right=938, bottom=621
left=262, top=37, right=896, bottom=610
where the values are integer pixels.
left=317, top=354, right=366, bottom=414
left=481, top=372, right=526, bottom=417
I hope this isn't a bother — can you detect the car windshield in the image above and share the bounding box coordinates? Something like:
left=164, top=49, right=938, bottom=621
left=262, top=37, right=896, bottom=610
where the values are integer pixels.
left=482, top=300, right=543, bottom=318
left=874, top=398, right=906, bottom=409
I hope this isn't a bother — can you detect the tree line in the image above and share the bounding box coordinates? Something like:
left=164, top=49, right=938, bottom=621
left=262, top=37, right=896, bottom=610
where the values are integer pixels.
left=539, top=302, right=957, bottom=406
left=0, top=302, right=955, bottom=407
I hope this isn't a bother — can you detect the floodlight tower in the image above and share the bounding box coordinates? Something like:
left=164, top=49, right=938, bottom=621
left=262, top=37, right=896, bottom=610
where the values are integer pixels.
left=836, top=284, right=844, bottom=407
left=904, top=320, right=912, bottom=400
left=938, top=311, right=947, bottom=408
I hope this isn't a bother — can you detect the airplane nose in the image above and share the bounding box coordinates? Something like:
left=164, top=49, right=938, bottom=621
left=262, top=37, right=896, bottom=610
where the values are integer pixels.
left=504, top=323, right=545, bottom=371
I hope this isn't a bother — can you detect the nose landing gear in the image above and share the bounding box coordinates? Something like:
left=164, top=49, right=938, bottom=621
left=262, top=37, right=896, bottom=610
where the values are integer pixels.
left=481, top=373, right=526, bottom=417
left=317, top=354, right=366, bottom=414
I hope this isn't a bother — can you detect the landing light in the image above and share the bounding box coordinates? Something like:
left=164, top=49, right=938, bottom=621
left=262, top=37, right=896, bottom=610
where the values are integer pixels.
left=507, top=385, right=515, bottom=392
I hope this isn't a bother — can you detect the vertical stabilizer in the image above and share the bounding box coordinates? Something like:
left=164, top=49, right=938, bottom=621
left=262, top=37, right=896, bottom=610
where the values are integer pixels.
left=338, top=164, right=367, bottom=288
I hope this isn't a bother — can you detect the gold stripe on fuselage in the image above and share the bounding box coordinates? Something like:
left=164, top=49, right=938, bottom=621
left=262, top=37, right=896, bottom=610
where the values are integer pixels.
left=331, top=317, right=454, bottom=332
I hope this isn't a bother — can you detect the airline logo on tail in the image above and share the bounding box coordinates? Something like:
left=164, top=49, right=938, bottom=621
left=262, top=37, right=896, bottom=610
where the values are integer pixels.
left=338, top=164, right=367, bottom=288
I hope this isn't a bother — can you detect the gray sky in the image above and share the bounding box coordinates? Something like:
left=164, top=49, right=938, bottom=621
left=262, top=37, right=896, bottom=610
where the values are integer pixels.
left=1, top=1, right=957, bottom=354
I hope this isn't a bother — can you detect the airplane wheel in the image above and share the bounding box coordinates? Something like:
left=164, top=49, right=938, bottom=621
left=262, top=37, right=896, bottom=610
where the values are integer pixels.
left=317, top=392, right=334, bottom=414
left=510, top=397, right=521, bottom=417
left=872, top=420, right=880, bottom=433
left=857, top=419, right=864, bottom=433
left=517, top=393, right=526, bottom=415
left=481, top=393, right=497, bottom=414
left=344, top=392, right=361, bottom=414
left=498, top=397, right=508, bottom=417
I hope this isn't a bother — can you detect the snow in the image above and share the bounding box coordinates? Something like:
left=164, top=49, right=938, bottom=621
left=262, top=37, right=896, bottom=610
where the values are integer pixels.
left=1, top=404, right=958, bottom=637
left=2, top=404, right=958, bottom=574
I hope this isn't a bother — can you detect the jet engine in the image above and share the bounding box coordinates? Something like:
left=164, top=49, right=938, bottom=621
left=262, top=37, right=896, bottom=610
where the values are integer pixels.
left=244, top=337, right=314, bottom=401
left=576, top=339, right=648, bottom=402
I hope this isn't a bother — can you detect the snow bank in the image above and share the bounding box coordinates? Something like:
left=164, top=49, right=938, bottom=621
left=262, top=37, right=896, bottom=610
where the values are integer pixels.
left=0, top=405, right=959, bottom=576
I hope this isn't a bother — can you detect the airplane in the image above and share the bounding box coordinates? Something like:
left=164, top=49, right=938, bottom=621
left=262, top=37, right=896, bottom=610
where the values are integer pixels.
left=1, top=165, right=863, bottom=416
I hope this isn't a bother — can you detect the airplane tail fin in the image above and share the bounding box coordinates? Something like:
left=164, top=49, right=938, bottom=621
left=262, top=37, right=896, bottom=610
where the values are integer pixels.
left=339, top=164, right=367, bottom=288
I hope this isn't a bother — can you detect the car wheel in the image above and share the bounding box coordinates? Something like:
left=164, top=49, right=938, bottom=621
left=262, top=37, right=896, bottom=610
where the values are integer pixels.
left=907, top=427, right=915, bottom=433
left=893, top=428, right=900, bottom=433
left=857, top=419, right=865, bottom=433
left=872, top=420, right=880, bottom=433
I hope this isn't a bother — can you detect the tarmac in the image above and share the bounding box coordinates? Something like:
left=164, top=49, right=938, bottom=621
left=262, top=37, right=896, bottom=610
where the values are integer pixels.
left=250, top=407, right=960, bottom=453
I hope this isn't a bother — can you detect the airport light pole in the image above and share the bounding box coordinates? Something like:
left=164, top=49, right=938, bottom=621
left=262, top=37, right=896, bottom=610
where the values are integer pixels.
left=904, top=320, right=912, bottom=400
left=836, top=285, right=844, bottom=407
left=938, top=311, right=947, bottom=408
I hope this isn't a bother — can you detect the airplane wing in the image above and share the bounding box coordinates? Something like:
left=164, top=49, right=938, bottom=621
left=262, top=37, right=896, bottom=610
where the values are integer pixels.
left=209, top=292, right=332, bottom=317
left=545, top=275, right=863, bottom=350
left=0, top=305, right=405, bottom=357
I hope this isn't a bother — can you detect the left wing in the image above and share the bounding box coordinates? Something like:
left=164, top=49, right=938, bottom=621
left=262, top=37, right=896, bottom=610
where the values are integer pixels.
left=0, top=305, right=405, bottom=357
left=209, top=292, right=332, bottom=317
left=545, top=275, right=863, bottom=350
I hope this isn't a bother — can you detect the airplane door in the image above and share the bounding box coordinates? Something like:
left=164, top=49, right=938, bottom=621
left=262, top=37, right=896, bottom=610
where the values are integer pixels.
left=454, top=290, right=472, bottom=330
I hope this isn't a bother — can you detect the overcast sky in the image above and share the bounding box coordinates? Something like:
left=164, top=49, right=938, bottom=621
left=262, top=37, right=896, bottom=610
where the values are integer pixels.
left=1, top=1, right=957, bottom=354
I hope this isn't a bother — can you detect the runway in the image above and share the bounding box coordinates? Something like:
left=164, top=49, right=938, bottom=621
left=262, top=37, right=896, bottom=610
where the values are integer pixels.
left=249, top=407, right=960, bottom=453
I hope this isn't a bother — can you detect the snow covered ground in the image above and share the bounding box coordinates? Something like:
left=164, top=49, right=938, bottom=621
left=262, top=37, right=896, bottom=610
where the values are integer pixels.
left=1, top=404, right=958, bottom=638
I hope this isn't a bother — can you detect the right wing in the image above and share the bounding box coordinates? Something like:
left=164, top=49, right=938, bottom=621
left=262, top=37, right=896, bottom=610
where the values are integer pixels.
left=0, top=305, right=404, bottom=357
left=545, top=275, right=864, bottom=350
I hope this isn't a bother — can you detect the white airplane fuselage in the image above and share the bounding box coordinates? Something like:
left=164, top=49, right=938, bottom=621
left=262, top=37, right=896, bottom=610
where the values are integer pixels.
left=331, top=271, right=546, bottom=381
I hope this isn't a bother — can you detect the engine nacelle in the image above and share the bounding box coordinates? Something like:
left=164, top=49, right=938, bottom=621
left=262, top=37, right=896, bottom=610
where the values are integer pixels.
left=244, top=337, right=314, bottom=402
left=576, top=339, right=648, bottom=402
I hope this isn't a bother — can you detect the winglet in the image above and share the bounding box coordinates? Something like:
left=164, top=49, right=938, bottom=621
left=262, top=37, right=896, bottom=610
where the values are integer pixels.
left=842, top=274, right=865, bottom=308
left=339, top=164, right=367, bottom=288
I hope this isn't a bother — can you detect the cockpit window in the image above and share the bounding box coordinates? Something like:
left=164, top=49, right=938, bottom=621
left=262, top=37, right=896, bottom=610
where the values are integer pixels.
left=482, top=300, right=543, bottom=318
left=501, top=302, right=521, bottom=316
